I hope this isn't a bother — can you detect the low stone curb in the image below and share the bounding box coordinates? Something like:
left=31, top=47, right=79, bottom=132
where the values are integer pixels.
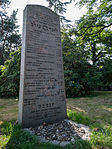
left=24, top=129, right=73, bottom=146
left=24, top=128, right=71, bottom=146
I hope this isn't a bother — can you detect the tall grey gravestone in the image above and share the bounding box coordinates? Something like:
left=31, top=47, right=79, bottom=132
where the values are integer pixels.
left=18, top=5, right=67, bottom=128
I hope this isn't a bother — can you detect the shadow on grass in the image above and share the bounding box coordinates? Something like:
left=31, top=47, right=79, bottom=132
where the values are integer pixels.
left=71, top=91, right=112, bottom=99
left=67, top=91, right=112, bottom=127
left=67, top=111, right=112, bottom=149
left=0, top=121, right=92, bottom=149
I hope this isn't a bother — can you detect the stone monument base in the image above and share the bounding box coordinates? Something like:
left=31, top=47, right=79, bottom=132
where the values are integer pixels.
left=24, top=119, right=91, bottom=147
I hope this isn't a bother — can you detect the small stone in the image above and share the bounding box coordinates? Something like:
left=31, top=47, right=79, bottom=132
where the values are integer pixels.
left=43, top=122, right=47, bottom=126
left=16, top=120, right=18, bottom=124
left=50, top=140, right=60, bottom=145
left=71, top=138, right=75, bottom=142
left=93, top=128, right=100, bottom=132
left=60, top=141, right=70, bottom=146
left=80, top=128, right=85, bottom=133
left=39, top=137, right=49, bottom=143
left=23, top=119, right=91, bottom=146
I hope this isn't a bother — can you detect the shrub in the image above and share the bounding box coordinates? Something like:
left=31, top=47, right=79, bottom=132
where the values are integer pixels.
left=0, top=48, right=21, bottom=97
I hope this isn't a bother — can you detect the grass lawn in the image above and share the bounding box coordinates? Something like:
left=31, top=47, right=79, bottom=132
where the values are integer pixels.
left=0, top=91, right=112, bottom=149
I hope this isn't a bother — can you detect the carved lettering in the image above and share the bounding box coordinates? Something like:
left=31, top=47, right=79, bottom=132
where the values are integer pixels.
left=18, top=5, right=66, bottom=127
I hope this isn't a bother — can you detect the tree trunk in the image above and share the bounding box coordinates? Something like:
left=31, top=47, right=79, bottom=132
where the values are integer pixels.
left=92, top=44, right=97, bottom=66
left=0, top=48, right=4, bottom=65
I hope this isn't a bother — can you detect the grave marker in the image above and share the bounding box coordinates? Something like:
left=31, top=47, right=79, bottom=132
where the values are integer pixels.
left=18, top=5, right=67, bottom=127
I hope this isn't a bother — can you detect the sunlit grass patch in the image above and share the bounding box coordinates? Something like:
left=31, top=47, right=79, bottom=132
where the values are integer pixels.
left=67, top=110, right=92, bottom=126
left=90, top=126, right=112, bottom=148
left=0, top=122, right=40, bottom=149
left=0, top=135, right=10, bottom=149
left=0, top=98, right=18, bottom=122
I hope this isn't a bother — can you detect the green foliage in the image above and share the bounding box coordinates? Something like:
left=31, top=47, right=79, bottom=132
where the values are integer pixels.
left=74, top=0, right=112, bottom=66
left=100, top=59, right=112, bottom=90
left=0, top=122, right=39, bottom=149
left=0, top=48, right=21, bottom=97
left=1, top=121, right=14, bottom=136
left=74, top=19, right=112, bottom=65
left=0, top=0, right=21, bottom=65
left=68, top=110, right=91, bottom=126
left=90, top=127, right=112, bottom=148
left=46, top=0, right=72, bottom=26
left=72, top=139, right=92, bottom=149
left=62, top=29, right=102, bottom=97
left=0, top=0, right=111, bottom=98
left=46, top=0, right=112, bottom=96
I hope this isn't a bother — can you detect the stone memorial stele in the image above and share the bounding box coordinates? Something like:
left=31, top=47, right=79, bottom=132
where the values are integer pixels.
left=18, top=5, right=67, bottom=128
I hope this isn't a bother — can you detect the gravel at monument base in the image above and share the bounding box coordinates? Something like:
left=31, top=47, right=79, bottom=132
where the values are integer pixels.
left=24, top=119, right=91, bottom=146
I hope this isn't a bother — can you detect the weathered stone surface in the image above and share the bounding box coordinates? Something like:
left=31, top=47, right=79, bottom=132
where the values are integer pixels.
left=18, top=5, right=67, bottom=127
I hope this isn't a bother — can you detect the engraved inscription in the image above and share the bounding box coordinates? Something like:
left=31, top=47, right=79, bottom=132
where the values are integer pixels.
left=30, top=21, right=58, bottom=33
left=18, top=5, right=66, bottom=127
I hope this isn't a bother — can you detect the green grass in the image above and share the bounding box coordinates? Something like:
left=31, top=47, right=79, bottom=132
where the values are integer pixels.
left=0, top=122, right=91, bottom=149
left=0, top=91, right=112, bottom=149
left=68, top=111, right=91, bottom=126
left=67, top=110, right=112, bottom=148
left=90, top=127, right=112, bottom=148
left=0, top=121, right=92, bottom=149
left=0, top=98, right=18, bottom=123
left=67, top=91, right=112, bottom=149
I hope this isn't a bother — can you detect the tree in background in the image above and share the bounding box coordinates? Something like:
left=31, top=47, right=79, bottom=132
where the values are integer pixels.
left=62, top=29, right=102, bottom=97
left=46, top=0, right=112, bottom=94
left=0, top=0, right=112, bottom=97
left=46, top=0, right=73, bottom=27
left=74, top=0, right=112, bottom=90
left=73, top=0, right=112, bottom=66
left=0, top=48, right=21, bottom=97
left=0, top=0, right=21, bottom=65
left=0, top=0, right=21, bottom=97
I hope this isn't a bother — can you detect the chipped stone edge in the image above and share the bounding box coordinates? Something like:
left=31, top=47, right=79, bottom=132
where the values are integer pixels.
left=24, top=119, right=91, bottom=146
